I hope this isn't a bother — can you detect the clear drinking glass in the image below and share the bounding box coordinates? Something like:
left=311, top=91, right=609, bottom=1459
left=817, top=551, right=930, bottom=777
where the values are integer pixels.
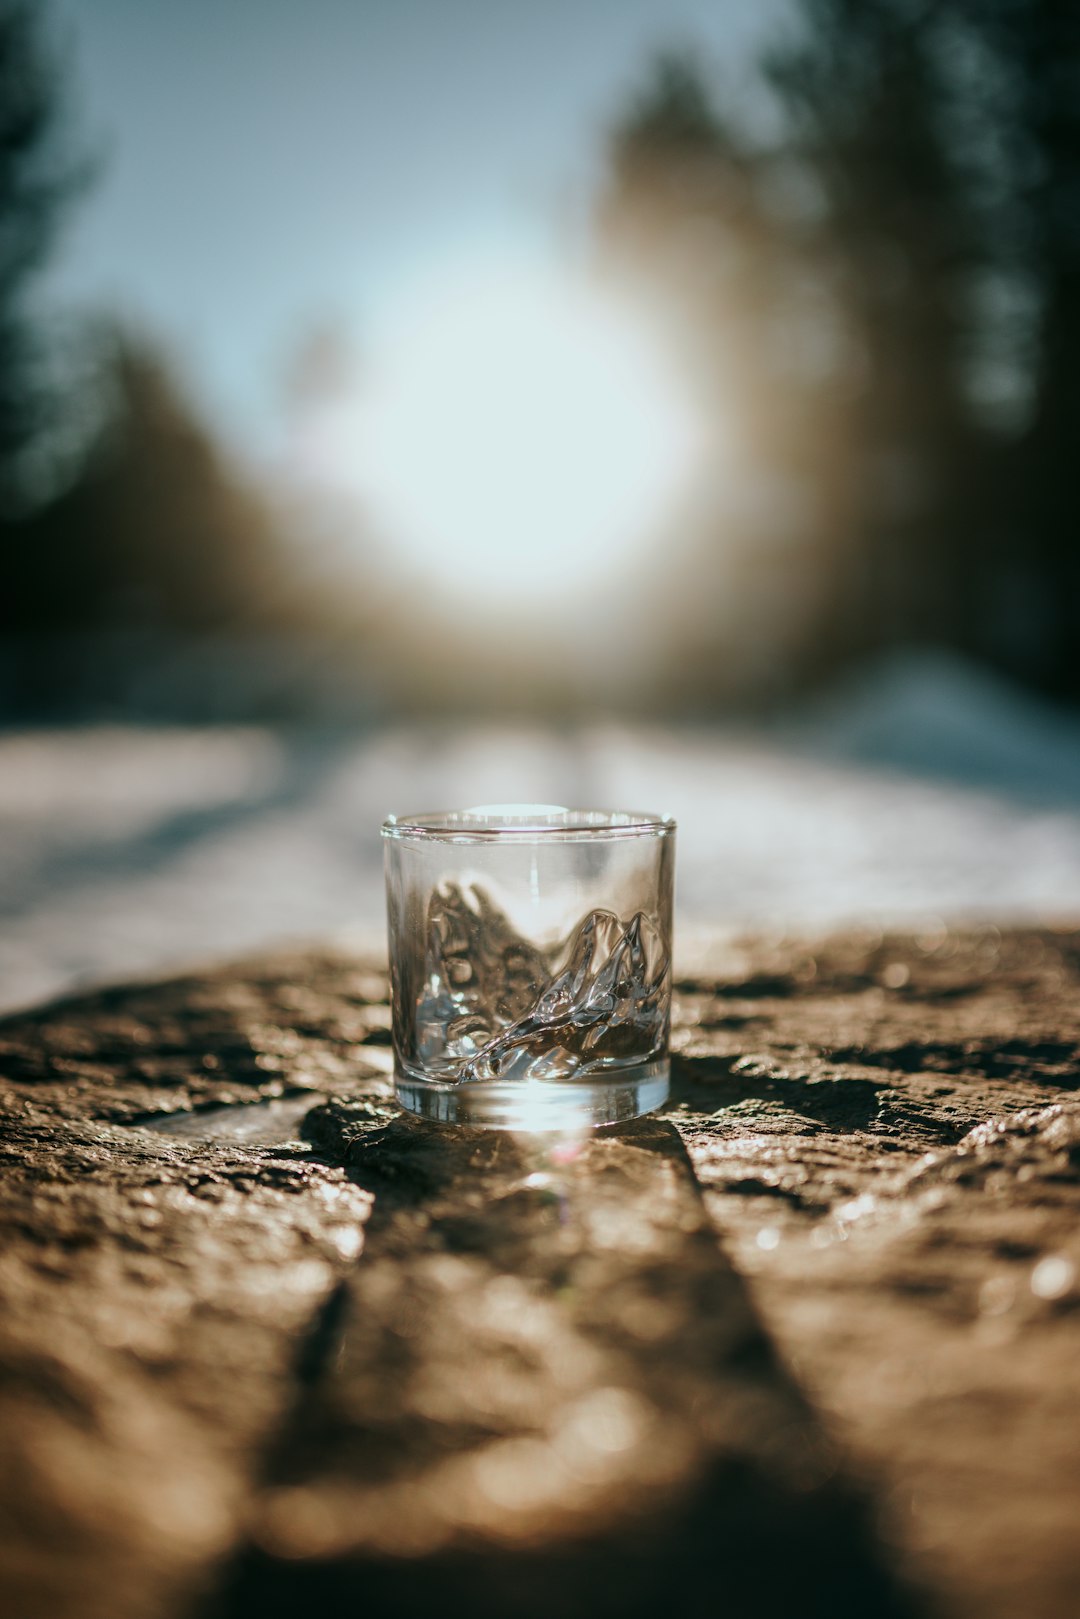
left=382, top=805, right=675, bottom=1129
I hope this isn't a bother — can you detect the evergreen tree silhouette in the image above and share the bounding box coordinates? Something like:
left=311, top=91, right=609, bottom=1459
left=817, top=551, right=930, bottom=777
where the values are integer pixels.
left=0, top=0, right=83, bottom=511
left=7, top=327, right=283, bottom=634
left=600, top=1, right=1080, bottom=699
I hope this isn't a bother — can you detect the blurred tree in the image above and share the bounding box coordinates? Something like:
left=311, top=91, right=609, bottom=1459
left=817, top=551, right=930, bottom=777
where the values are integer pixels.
left=0, top=0, right=83, bottom=512
left=963, top=0, right=1080, bottom=693
left=761, top=0, right=982, bottom=655
left=597, top=52, right=825, bottom=707
left=599, top=52, right=784, bottom=445
left=6, top=326, right=288, bottom=633
left=600, top=0, right=1080, bottom=703
left=0, top=5, right=374, bottom=718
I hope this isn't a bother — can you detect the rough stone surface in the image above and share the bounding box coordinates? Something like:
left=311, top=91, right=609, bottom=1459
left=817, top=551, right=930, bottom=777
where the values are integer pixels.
left=0, top=927, right=1077, bottom=1618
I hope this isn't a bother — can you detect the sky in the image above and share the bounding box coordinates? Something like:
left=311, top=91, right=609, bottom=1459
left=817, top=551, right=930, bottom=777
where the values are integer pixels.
left=42, top=0, right=787, bottom=462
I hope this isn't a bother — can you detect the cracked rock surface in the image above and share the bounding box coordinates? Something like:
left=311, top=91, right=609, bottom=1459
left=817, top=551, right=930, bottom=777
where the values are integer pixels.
left=1, top=928, right=1078, bottom=1618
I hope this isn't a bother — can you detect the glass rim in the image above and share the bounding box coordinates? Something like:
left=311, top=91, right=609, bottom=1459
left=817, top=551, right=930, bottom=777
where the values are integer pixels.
left=381, top=805, right=676, bottom=843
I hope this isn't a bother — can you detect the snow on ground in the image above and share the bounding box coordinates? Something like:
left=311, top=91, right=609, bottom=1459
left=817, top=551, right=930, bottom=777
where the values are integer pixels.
left=2, top=655, right=1080, bottom=1014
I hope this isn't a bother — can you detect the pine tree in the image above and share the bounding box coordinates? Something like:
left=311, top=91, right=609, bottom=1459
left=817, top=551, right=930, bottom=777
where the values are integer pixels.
left=7, top=328, right=282, bottom=633
left=0, top=0, right=82, bottom=510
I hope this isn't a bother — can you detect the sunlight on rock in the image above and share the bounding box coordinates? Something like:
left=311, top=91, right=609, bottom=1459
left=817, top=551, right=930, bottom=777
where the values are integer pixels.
left=1031, top=1254, right=1075, bottom=1301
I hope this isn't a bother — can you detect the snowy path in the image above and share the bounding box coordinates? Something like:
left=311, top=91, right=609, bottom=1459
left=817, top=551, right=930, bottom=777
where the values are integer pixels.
left=4, top=671, right=1080, bottom=1013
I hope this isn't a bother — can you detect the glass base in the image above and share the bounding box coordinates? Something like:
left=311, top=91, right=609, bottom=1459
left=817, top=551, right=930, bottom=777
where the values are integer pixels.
left=394, top=1057, right=670, bottom=1131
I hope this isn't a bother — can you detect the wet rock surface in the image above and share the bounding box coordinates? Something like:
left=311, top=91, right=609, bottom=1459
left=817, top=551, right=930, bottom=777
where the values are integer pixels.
left=1, top=927, right=1078, bottom=1618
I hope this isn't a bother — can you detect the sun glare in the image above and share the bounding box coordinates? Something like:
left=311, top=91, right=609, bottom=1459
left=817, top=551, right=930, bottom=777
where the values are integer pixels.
left=348, top=256, right=700, bottom=609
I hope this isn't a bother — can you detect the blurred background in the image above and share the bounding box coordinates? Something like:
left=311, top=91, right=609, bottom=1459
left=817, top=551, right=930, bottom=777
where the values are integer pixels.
left=2, top=0, right=1079, bottom=1010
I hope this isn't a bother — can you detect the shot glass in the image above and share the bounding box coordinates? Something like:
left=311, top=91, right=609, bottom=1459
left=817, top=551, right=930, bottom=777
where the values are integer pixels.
left=382, top=805, right=675, bottom=1129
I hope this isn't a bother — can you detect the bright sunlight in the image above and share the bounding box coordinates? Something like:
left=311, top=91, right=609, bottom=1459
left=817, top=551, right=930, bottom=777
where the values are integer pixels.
left=346, top=255, right=701, bottom=609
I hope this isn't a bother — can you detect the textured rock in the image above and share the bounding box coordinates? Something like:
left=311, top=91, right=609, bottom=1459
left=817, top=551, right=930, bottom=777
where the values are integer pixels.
left=674, top=927, right=1080, bottom=1619
left=217, top=1113, right=907, bottom=1619
left=0, top=926, right=1077, bottom=1619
